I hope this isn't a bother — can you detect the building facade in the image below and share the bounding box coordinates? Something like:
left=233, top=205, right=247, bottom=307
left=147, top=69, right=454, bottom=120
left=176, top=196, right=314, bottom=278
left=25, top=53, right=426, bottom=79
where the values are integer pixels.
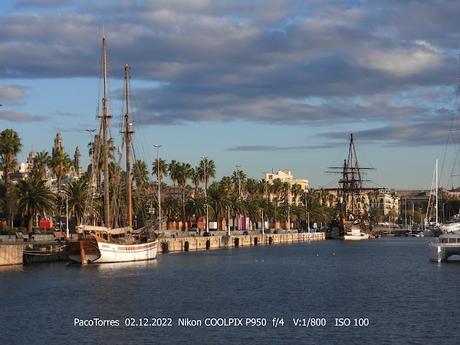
left=264, top=169, right=309, bottom=206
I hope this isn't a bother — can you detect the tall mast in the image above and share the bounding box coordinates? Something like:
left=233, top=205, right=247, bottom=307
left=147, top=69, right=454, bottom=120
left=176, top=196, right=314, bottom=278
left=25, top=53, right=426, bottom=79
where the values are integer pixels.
left=124, top=64, right=133, bottom=228
left=435, top=159, right=439, bottom=224
left=101, top=36, right=111, bottom=228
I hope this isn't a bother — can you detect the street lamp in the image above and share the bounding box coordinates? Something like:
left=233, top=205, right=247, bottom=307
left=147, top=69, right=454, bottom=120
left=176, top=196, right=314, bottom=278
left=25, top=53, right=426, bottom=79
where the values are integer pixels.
left=305, top=191, right=310, bottom=232
left=154, top=144, right=162, bottom=232
left=202, top=156, right=209, bottom=234
left=235, top=164, right=241, bottom=231
left=235, top=164, right=241, bottom=197
left=66, top=194, right=69, bottom=238
left=287, top=183, right=291, bottom=231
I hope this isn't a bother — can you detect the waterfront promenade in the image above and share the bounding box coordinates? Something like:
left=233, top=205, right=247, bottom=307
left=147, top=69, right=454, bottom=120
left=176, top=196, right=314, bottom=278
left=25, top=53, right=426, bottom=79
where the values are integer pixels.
left=0, top=231, right=325, bottom=266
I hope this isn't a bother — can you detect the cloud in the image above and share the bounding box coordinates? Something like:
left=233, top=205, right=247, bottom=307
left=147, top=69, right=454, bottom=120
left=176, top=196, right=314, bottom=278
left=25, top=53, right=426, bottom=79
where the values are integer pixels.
left=0, top=110, right=48, bottom=122
left=0, top=0, right=459, bottom=146
left=0, top=85, right=26, bottom=102
left=357, top=41, right=442, bottom=77
left=15, top=0, right=74, bottom=8
left=320, top=107, right=460, bottom=147
left=227, top=143, right=343, bottom=151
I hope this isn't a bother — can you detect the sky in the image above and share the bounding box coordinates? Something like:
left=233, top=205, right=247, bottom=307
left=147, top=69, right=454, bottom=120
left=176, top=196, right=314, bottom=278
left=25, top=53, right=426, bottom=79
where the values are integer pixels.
left=1, top=0, right=460, bottom=189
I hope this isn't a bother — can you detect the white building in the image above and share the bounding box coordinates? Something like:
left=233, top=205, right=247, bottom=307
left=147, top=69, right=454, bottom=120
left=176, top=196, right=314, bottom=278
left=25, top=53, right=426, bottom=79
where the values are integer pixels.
left=264, top=169, right=309, bottom=205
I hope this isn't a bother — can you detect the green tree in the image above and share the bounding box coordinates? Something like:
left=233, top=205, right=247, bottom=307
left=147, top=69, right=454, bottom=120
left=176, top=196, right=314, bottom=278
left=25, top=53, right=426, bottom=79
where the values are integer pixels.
left=176, top=162, right=192, bottom=227
left=31, top=150, right=50, bottom=180
left=63, top=177, right=96, bottom=226
left=152, top=158, right=167, bottom=183
left=231, top=168, right=246, bottom=197
left=16, top=178, right=56, bottom=236
left=208, top=182, right=227, bottom=230
left=50, top=149, right=72, bottom=193
left=168, top=160, right=180, bottom=188
left=0, top=129, right=22, bottom=226
left=198, top=157, right=216, bottom=191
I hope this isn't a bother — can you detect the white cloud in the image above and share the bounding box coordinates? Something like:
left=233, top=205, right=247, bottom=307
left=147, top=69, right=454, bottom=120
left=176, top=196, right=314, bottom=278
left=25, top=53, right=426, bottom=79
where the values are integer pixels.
left=0, top=85, right=26, bottom=102
left=357, top=41, right=442, bottom=77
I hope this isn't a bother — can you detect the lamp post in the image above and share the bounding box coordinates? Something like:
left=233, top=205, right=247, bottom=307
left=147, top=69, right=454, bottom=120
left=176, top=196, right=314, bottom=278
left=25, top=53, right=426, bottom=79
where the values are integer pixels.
left=66, top=194, right=69, bottom=238
left=287, top=184, right=291, bottom=231
left=235, top=164, right=241, bottom=231
left=202, top=156, right=209, bottom=234
left=305, top=191, right=310, bottom=232
left=154, top=144, right=162, bottom=232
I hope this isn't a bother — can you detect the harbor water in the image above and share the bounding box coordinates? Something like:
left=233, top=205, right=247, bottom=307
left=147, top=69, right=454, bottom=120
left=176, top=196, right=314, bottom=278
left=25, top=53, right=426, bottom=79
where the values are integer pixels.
left=1, top=237, right=459, bottom=345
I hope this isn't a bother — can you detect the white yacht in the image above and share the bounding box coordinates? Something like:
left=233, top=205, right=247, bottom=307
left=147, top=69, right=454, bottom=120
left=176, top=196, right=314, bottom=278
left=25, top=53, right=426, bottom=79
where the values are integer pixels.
left=429, top=231, right=460, bottom=263
left=343, top=225, right=370, bottom=241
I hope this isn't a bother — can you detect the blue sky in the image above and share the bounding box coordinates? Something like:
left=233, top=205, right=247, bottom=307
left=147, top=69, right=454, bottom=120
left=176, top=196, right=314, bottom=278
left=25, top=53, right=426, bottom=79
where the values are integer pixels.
left=1, top=0, right=460, bottom=189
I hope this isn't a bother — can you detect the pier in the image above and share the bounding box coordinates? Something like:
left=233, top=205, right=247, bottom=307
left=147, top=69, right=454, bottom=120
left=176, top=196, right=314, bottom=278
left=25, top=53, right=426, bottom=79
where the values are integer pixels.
left=158, top=232, right=325, bottom=254
left=0, top=232, right=325, bottom=265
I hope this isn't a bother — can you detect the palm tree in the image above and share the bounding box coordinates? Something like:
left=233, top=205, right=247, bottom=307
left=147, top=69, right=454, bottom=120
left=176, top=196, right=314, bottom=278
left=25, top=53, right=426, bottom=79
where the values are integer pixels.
left=291, top=183, right=303, bottom=206
left=0, top=129, right=22, bottom=226
left=49, top=149, right=72, bottom=193
left=231, top=168, right=246, bottom=197
left=208, top=182, right=227, bottom=230
left=168, top=160, right=180, bottom=188
left=133, top=159, right=150, bottom=225
left=245, top=178, right=260, bottom=201
left=0, top=180, right=5, bottom=215
left=88, top=135, right=115, bottom=190
left=109, top=162, right=126, bottom=227
left=190, top=167, right=201, bottom=196
left=220, top=176, right=233, bottom=229
left=198, top=157, right=216, bottom=191
left=185, top=196, right=205, bottom=225
left=16, top=178, right=56, bottom=236
left=152, top=158, right=167, bottom=183
left=176, top=162, right=192, bottom=228
left=270, top=178, right=283, bottom=204
left=228, top=194, right=245, bottom=230
left=31, top=151, right=50, bottom=180
left=63, top=178, right=96, bottom=226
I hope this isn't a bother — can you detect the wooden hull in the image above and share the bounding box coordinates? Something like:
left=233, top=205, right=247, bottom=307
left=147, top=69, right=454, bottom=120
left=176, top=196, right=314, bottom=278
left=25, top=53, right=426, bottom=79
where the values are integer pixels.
left=23, top=245, right=68, bottom=264
left=68, top=237, right=158, bottom=264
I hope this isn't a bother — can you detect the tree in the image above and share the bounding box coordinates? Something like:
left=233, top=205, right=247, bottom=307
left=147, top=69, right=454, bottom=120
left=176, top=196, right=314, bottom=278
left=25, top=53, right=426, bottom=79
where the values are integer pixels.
left=31, top=151, right=50, bottom=180
left=231, top=168, right=246, bottom=197
left=185, top=196, right=205, bottom=224
left=88, top=135, right=115, bottom=190
left=16, top=178, right=56, bottom=236
left=208, top=182, right=227, bottom=230
left=0, top=129, right=22, bottom=227
left=198, top=157, right=216, bottom=191
left=291, top=183, right=303, bottom=205
left=152, top=158, right=167, bottom=183
left=190, top=167, right=201, bottom=196
left=176, top=162, right=192, bottom=227
left=49, top=149, right=71, bottom=193
left=63, top=177, right=96, bottom=226
left=133, top=159, right=150, bottom=224
left=168, top=160, right=180, bottom=188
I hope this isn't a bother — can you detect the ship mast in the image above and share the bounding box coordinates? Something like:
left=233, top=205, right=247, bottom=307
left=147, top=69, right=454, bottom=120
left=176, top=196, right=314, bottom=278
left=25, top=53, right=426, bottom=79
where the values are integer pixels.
left=101, top=36, right=111, bottom=228
left=327, top=133, right=375, bottom=227
left=123, top=64, right=133, bottom=228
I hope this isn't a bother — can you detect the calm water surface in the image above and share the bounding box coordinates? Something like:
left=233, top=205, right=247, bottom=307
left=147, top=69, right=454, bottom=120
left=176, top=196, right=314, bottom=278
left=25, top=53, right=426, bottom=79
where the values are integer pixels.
left=1, top=238, right=459, bottom=345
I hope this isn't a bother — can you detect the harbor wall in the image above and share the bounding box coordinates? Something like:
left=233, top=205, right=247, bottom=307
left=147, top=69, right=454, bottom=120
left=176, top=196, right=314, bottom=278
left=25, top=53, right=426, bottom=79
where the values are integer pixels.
left=0, top=244, right=25, bottom=266
left=158, top=232, right=325, bottom=254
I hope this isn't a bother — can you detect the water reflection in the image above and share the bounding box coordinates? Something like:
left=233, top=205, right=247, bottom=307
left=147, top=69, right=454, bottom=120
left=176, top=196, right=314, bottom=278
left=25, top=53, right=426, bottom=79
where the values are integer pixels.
left=0, top=264, right=23, bottom=273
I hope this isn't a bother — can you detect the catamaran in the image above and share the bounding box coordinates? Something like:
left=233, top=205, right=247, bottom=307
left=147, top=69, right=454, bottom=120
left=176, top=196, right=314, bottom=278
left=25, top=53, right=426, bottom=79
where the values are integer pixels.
left=67, top=36, right=158, bottom=264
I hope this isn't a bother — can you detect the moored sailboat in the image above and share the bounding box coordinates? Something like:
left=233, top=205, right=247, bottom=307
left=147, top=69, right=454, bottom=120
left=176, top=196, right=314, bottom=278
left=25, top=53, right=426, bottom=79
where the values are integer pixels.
left=68, top=36, right=158, bottom=264
left=326, top=134, right=375, bottom=240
